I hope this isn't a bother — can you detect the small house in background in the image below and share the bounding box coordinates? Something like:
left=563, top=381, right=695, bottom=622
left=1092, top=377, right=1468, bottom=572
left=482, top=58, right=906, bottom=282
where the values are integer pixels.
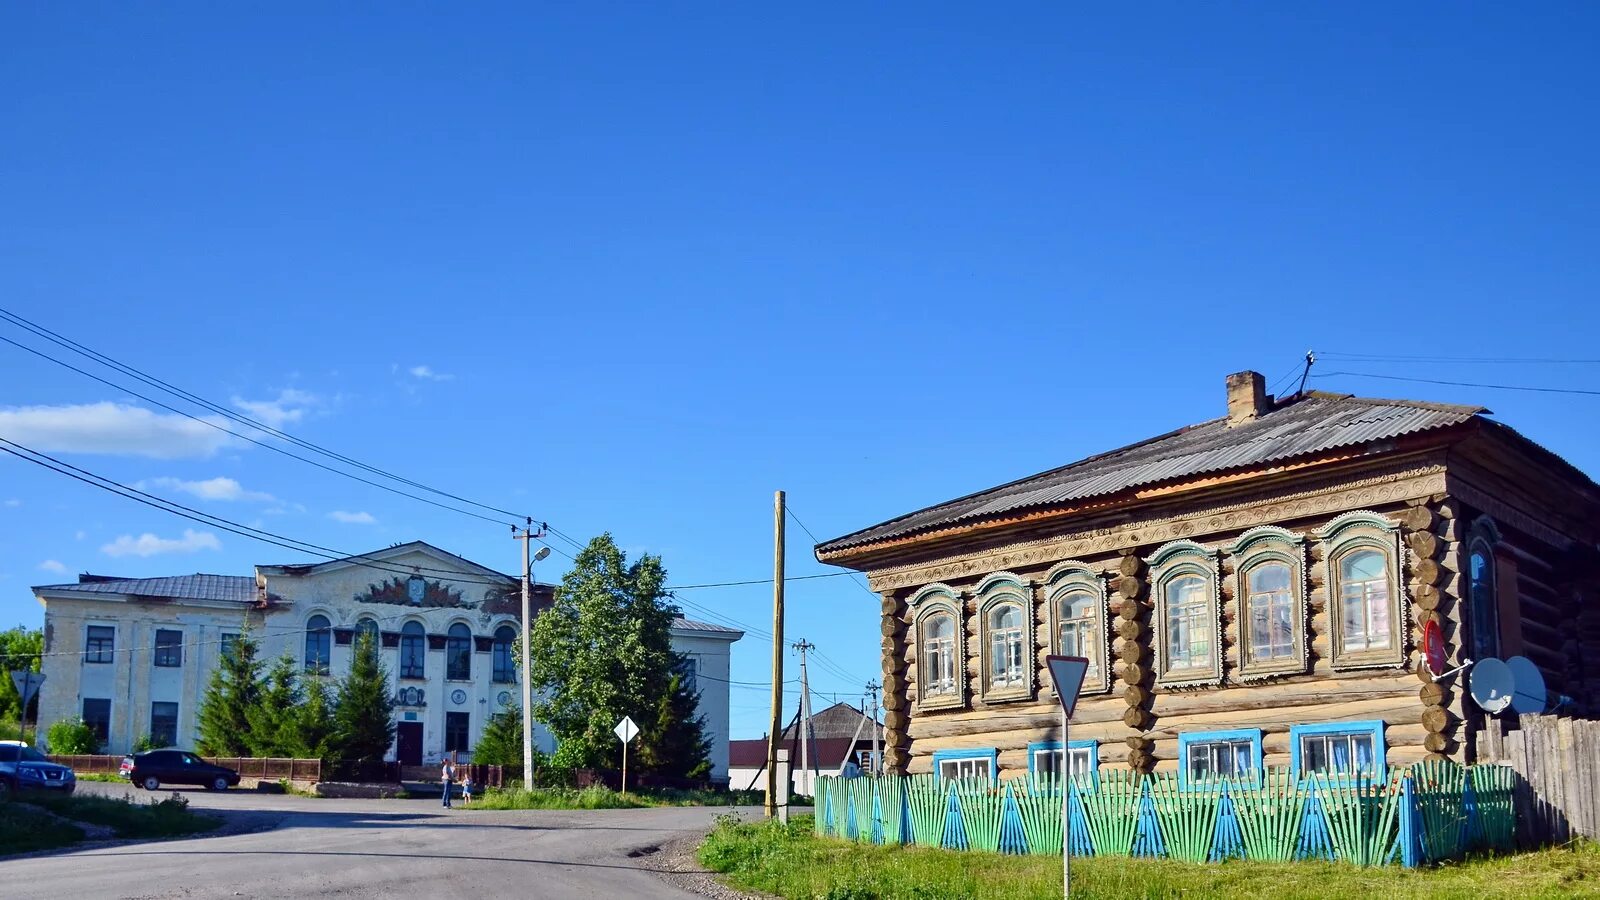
left=729, top=701, right=880, bottom=797
left=815, top=372, right=1600, bottom=784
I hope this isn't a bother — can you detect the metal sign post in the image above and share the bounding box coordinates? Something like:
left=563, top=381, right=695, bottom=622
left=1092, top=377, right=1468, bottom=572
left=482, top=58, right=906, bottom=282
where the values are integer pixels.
left=614, top=715, right=639, bottom=797
left=10, top=671, right=43, bottom=745
left=1044, top=656, right=1089, bottom=900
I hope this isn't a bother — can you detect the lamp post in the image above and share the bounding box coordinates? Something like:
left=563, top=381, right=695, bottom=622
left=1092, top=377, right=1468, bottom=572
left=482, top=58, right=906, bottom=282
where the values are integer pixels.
left=516, top=523, right=551, bottom=787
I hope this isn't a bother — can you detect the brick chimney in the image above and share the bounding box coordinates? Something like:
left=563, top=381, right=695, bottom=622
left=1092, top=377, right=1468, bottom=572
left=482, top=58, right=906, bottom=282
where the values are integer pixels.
left=1226, top=371, right=1268, bottom=427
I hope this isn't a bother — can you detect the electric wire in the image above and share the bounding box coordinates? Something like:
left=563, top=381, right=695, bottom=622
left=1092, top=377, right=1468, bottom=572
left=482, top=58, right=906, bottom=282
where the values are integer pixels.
left=1315, top=350, right=1600, bottom=365
left=1313, top=371, right=1600, bottom=397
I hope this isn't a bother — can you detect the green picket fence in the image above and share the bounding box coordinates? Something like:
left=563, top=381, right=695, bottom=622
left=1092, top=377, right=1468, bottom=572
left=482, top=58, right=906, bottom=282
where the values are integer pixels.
left=813, top=760, right=1521, bottom=868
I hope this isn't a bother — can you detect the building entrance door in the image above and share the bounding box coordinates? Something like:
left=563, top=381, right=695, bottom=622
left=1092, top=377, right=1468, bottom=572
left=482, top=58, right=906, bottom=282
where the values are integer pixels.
left=396, top=721, right=423, bottom=766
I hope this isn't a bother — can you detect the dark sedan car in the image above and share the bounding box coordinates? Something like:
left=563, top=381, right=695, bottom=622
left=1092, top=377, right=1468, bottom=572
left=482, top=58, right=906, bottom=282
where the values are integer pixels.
left=120, top=749, right=240, bottom=791
left=0, top=741, right=76, bottom=798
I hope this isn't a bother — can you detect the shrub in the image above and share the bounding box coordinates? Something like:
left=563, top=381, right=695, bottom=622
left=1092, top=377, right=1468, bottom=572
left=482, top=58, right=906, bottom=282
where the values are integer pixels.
left=132, top=734, right=160, bottom=753
left=45, top=717, right=100, bottom=755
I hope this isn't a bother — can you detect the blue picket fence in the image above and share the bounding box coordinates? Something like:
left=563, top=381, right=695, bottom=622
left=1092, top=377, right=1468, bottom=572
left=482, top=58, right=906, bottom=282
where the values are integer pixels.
left=812, top=762, right=1517, bottom=868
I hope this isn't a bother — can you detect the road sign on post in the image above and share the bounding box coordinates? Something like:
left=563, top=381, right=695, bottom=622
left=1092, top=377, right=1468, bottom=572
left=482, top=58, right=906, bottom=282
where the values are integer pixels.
left=1044, top=656, right=1089, bottom=900
left=10, top=671, right=43, bottom=745
left=615, top=715, right=639, bottom=796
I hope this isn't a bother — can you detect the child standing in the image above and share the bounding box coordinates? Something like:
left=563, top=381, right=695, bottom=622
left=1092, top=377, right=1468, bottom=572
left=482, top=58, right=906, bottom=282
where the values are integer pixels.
left=461, top=772, right=475, bottom=806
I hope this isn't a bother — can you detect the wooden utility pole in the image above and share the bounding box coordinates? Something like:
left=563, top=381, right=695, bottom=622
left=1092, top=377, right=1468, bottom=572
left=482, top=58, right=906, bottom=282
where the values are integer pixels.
left=765, top=490, right=786, bottom=817
left=866, top=680, right=882, bottom=776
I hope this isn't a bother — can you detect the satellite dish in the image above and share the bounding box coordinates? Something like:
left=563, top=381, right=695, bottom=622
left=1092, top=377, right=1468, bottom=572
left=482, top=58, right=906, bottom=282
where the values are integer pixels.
left=1422, top=621, right=1446, bottom=677
left=1469, top=658, right=1514, bottom=714
left=1506, top=656, right=1547, bottom=716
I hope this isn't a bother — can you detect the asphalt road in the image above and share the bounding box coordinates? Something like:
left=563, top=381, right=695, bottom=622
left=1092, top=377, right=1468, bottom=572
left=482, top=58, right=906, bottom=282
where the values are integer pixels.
left=4, top=781, right=749, bottom=900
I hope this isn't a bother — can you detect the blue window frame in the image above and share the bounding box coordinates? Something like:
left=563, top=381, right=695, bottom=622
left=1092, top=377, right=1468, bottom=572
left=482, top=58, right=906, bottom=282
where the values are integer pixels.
left=1290, top=720, right=1385, bottom=779
left=931, top=748, right=998, bottom=782
left=1026, top=740, right=1098, bottom=784
left=1177, top=728, right=1262, bottom=787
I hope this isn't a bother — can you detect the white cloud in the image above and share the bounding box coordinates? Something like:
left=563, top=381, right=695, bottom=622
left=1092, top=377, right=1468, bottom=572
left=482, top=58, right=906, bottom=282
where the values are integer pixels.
left=38, top=560, right=67, bottom=574
left=407, top=365, right=454, bottom=382
left=3, top=499, right=19, bottom=507
left=74, top=530, right=88, bottom=541
left=101, top=529, right=222, bottom=558
left=231, top=389, right=318, bottom=430
left=0, top=402, right=234, bottom=459
left=328, top=510, right=376, bottom=524
left=137, top=476, right=275, bottom=503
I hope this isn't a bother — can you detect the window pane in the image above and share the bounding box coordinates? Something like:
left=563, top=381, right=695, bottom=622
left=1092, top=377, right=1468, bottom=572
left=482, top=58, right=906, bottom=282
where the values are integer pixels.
left=1166, top=576, right=1211, bottom=670
left=305, top=615, right=332, bottom=675
left=154, top=630, right=183, bottom=668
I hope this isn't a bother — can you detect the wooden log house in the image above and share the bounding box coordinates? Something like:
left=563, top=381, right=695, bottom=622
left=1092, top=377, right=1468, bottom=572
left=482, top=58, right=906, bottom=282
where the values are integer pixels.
left=815, top=372, right=1600, bottom=783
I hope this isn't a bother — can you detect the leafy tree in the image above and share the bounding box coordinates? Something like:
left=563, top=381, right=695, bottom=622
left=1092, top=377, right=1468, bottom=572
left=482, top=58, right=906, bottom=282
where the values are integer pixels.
left=132, top=733, right=160, bottom=753
left=529, top=533, right=681, bottom=771
left=245, top=653, right=302, bottom=757
left=331, top=631, right=394, bottom=769
left=196, top=625, right=262, bottom=756
left=472, top=708, right=526, bottom=768
left=0, top=625, right=43, bottom=723
left=45, top=717, right=100, bottom=754
left=636, top=670, right=712, bottom=780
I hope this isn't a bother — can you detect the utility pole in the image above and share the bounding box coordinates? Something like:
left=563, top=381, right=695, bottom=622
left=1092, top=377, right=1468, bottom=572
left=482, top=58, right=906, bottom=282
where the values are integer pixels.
left=513, top=519, right=549, bottom=788
left=765, top=490, right=786, bottom=818
left=865, top=680, right=882, bottom=776
left=793, top=639, right=815, bottom=794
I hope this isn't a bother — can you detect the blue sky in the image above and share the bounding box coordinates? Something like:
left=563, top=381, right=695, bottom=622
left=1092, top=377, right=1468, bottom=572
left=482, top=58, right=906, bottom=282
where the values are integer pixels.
left=2, top=4, right=1598, bottom=739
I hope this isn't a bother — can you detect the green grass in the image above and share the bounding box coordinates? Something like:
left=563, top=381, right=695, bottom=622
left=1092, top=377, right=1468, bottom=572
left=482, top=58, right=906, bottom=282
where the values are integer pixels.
left=0, top=801, right=85, bottom=855
left=697, top=815, right=1600, bottom=900
left=26, top=790, right=222, bottom=839
left=471, top=784, right=763, bottom=811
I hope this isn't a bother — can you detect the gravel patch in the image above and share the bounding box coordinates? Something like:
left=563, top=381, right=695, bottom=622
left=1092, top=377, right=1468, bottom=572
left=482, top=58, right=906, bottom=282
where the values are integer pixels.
left=644, top=830, right=769, bottom=900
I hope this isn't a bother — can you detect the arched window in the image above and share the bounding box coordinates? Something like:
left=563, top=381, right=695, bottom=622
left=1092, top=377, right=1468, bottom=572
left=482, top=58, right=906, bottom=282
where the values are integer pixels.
left=304, top=615, right=332, bottom=675
left=1149, top=540, right=1222, bottom=687
left=1468, top=538, right=1500, bottom=660
left=492, top=625, right=517, bottom=684
left=1245, top=563, right=1294, bottom=663
left=447, top=623, right=472, bottom=681
left=986, top=603, right=1026, bottom=691
left=1337, top=549, right=1392, bottom=652
left=354, top=617, right=380, bottom=649
left=1229, top=527, right=1307, bottom=680
left=1045, top=562, right=1108, bottom=695
left=922, top=613, right=957, bottom=698
left=1319, top=512, right=1405, bottom=669
left=400, top=621, right=426, bottom=679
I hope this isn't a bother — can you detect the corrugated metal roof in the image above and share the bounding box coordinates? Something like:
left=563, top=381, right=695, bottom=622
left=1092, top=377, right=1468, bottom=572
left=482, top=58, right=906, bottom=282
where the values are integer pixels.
left=818, top=392, right=1483, bottom=554
left=33, top=574, right=256, bottom=603
left=671, top=617, right=744, bottom=636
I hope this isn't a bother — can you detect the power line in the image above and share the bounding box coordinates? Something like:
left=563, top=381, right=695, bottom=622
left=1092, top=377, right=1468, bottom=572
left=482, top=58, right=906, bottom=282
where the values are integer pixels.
left=1313, top=371, right=1600, bottom=397
left=1316, top=350, right=1600, bottom=365
left=0, top=439, right=523, bottom=587
left=0, top=306, right=585, bottom=538
left=664, top=571, right=854, bottom=590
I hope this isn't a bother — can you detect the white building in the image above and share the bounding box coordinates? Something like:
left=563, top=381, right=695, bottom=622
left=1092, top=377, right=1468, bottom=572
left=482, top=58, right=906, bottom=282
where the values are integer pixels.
left=32, top=541, right=742, bottom=781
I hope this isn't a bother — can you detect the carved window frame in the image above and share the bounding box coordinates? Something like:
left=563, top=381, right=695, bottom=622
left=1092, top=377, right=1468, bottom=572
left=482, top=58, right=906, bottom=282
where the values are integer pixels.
left=1147, top=541, right=1223, bottom=688
left=1319, top=511, right=1407, bottom=671
left=909, top=583, right=966, bottom=711
left=1465, top=516, right=1502, bottom=662
left=1043, top=561, right=1110, bottom=696
left=975, top=572, right=1034, bottom=702
left=1228, top=527, right=1308, bottom=682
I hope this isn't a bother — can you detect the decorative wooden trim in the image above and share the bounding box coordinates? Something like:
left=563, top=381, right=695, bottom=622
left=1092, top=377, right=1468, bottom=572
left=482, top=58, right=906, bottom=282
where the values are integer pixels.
left=908, top=582, right=961, bottom=609
left=1318, top=512, right=1408, bottom=672
left=911, top=594, right=966, bottom=712
left=1043, top=561, right=1111, bottom=695
left=975, top=574, right=1035, bottom=702
left=864, top=466, right=1448, bottom=592
left=1147, top=543, right=1223, bottom=689
left=1228, top=528, right=1309, bottom=682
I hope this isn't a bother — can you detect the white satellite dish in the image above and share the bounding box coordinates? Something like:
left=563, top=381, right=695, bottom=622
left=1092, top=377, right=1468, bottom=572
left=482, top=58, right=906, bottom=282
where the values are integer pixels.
left=1506, top=656, right=1547, bottom=716
left=1469, top=658, right=1514, bottom=714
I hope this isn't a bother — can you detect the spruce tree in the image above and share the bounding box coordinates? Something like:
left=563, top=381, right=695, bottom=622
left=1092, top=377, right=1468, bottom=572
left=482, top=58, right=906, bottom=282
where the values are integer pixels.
left=294, top=676, right=337, bottom=761
left=637, top=669, right=711, bottom=780
left=246, top=653, right=302, bottom=757
left=471, top=707, right=525, bottom=768
left=196, top=624, right=262, bottom=756
left=332, top=631, right=394, bottom=772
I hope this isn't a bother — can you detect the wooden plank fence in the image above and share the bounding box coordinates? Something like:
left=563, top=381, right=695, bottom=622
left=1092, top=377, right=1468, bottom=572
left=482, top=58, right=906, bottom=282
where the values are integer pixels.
left=1477, top=714, right=1600, bottom=845
left=48, top=754, right=321, bottom=783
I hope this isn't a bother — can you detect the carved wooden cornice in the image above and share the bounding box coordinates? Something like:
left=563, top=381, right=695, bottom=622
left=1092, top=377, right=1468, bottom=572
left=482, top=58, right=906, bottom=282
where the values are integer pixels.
left=865, top=466, right=1447, bottom=593
left=1445, top=473, right=1577, bottom=550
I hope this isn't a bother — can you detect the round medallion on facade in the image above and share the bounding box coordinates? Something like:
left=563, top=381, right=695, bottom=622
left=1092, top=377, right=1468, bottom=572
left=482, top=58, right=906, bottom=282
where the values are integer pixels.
left=450, top=689, right=468, bottom=705
left=497, top=691, right=511, bottom=707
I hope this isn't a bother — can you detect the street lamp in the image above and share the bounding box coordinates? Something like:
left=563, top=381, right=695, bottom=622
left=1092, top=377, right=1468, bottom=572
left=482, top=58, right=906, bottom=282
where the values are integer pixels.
left=521, top=541, right=551, bottom=786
